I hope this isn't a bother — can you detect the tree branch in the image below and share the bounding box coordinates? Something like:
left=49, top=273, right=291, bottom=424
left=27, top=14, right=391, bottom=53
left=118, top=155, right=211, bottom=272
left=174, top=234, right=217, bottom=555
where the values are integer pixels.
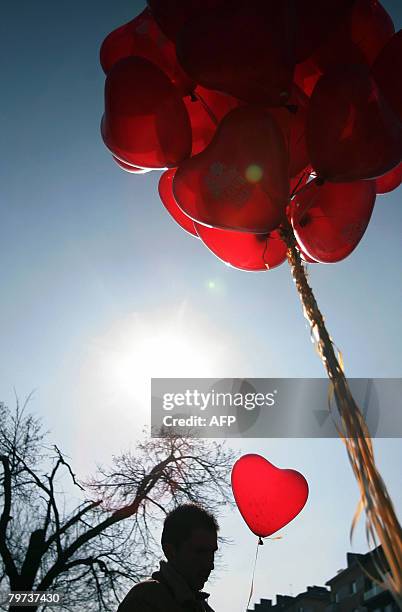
left=0, top=455, right=19, bottom=583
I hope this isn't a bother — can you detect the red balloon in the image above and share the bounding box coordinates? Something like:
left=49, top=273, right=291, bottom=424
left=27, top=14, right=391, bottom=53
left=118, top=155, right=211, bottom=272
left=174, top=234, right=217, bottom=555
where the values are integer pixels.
left=194, top=224, right=287, bottom=271
left=372, top=30, right=402, bottom=123
left=101, top=57, right=192, bottom=169
left=159, top=169, right=198, bottom=236
left=294, top=57, right=322, bottom=98
left=173, top=106, right=290, bottom=233
left=306, top=65, right=402, bottom=182
left=112, top=156, right=151, bottom=173
left=348, top=0, right=394, bottom=63
left=293, top=0, right=355, bottom=63
left=231, top=454, right=309, bottom=538
left=291, top=179, right=376, bottom=263
left=269, top=85, right=310, bottom=178
left=184, top=86, right=241, bottom=156
left=375, top=163, right=402, bottom=195
left=99, top=8, right=194, bottom=95
left=312, top=0, right=394, bottom=72
left=147, top=0, right=228, bottom=42
left=176, top=0, right=295, bottom=106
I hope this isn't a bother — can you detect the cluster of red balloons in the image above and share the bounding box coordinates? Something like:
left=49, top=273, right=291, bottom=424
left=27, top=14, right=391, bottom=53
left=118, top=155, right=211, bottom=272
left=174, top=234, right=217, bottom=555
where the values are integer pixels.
left=100, top=0, right=402, bottom=271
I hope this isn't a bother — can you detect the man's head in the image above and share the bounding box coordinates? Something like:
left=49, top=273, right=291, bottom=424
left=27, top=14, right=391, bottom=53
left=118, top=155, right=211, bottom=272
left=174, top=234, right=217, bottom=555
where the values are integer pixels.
left=161, top=504, right=219, bottom=591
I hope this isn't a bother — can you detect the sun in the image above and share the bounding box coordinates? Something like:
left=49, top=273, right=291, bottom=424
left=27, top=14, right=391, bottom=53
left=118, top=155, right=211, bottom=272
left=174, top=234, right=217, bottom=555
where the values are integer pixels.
left=107, top=325, right=224, bottom=394
left=77, top=302, right=245, bottom=427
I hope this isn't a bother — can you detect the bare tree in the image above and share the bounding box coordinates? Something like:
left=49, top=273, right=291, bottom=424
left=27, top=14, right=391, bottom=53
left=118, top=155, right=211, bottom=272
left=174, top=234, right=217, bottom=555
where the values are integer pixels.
left=0, top=399, right=237, bottom=612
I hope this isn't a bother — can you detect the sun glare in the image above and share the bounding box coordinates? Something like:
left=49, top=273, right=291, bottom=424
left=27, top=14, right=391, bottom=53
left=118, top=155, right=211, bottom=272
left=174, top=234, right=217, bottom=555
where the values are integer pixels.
left=108, top=327, right=220, bottom=390
left=78, top=303, right=244, bottom=425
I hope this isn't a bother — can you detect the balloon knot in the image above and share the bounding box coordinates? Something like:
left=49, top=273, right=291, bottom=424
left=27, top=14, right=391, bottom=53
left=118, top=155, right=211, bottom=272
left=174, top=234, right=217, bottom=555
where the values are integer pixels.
left=258, top=537, right=264, bottom=545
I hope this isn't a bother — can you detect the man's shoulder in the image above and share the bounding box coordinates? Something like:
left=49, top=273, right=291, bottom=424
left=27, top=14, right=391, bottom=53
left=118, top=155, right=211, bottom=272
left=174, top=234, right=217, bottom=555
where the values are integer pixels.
left=117, top=578, right=177, bottom=612
left=129, top=578, right=165, bottom=592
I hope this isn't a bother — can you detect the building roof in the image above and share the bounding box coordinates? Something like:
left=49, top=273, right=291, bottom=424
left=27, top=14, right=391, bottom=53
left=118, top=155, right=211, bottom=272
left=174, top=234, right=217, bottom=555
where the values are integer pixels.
left=325, top=545, right=387, bottom=586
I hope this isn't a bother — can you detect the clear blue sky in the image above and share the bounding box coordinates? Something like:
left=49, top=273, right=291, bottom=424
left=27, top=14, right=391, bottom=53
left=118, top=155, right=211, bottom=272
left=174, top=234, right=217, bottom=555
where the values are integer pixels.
left=1, top=2, right=401, bottom=611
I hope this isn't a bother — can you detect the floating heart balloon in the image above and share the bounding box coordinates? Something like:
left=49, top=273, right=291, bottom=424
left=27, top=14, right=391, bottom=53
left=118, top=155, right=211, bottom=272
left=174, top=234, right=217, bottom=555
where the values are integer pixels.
left=348, top=0, right=394, bottom=64
left=100, top=8, right=194, bottom=95
left=269, top=85, right=310, bottom=178
left=293, top=0, right=355, bottom=62
left=101, top=56, right=192, bottom=169
left=194, top=224, right=287, bottom=271
left=372, top=29, right=402, bottom=122
left=159, top=169, right=198, bottom=236
left=306, top=65, right=402, bottom=182
left=312, top=0, right=394, bottom=72
left=375, top=162, right=402, bottom=195
left=147, top=0, right=228, bottom=42
left=231, top=454, right=309, bottom=538
left=176, top=0, right=295, bottom=106
left=184, top=86, right=241, bottom=156
left=291, top=179, right=376, bottom=263
left=173, top=105, right=290, bottom=233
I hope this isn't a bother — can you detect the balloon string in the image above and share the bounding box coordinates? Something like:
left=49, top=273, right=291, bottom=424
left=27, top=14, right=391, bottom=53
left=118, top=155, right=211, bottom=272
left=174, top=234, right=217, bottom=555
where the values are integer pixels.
left=292, top=176, right=325, bottom=199
left=280, top=223, right=402, bottom=609
left=245, top=537, right=263, bottom=611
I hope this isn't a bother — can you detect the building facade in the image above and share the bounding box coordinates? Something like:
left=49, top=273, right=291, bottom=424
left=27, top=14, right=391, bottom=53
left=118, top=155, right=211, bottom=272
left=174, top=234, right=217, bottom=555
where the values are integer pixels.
left=248, top=546, right=399, bottom=612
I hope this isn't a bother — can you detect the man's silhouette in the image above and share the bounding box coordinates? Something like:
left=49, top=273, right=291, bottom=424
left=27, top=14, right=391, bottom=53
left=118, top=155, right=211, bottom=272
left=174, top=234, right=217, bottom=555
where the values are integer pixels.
left=118, top=504, right=218, bottom=611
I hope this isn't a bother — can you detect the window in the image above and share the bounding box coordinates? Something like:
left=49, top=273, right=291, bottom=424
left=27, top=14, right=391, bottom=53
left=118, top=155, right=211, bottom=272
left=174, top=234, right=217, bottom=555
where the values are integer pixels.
left=350, top=581, right=357, bottom=594
left=335, top=593, right=339, bottom=603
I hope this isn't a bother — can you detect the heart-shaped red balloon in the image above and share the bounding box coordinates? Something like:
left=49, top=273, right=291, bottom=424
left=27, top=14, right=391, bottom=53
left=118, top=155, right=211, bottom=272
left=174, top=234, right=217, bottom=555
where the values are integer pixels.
left=100, top=8, right=194, bottom=95
left=312, top=0, right=394, bottom=72
left=293, top=0, right=355, bottom=63
left=184, top=86, right=241, bottom=156
left=269, top=85, right=310, bottom=178
left=159, top=169, right=198, bottom=236
left=291, top=179, right=376, bottom=263
left=101, top=56, right=192, bottom=169
left=194, top=224, right=287, bottom=271
left=176, top=0, right=295, bottom=106
left=147, top=0, right=228, bottom=42
left=306, top=65, right=402, bottom=182
left=231, top=454, right=309, bottom=538
left=173, top=105, right=290, bottom=233
left=372, top=29, right=402, bottom=123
